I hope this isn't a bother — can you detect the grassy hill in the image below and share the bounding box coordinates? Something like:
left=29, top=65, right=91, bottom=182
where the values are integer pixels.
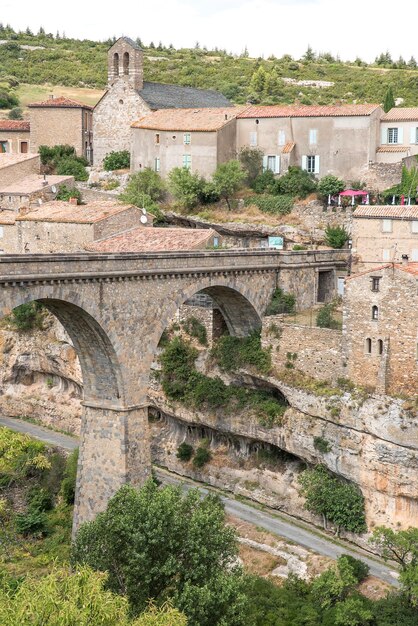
left=1, top=25, right=418, bottom=109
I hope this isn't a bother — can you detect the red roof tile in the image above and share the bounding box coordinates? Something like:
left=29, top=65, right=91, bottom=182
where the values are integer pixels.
left=87, top=227, right=218, bottom=252
left=347, top=263, right=418, bottom=281
left=353, top=206, right=418, bottom=219
left=281, top=141, right=295, bottom=154
left=132, top=107, right=244, bottom=131
left=382, top=108, right=418, bottom=122
left=28, top=96, right=93, bottom=110
left=0, top=120, right=30, bottom=131
left=377, top=146, right=409, bottom=153
left=238, top=104, right=380, bottom=119
left=16, top=200, right=135, bottom=223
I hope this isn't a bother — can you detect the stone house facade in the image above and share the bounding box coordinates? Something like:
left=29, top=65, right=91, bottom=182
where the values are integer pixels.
left=93, top=37, right=231, bottom=165
left=131, top=107, right=242, bottom=177
left=344, top=262, right=418, bottom=396
left=0, top=121, right=31, bottom=154
left=236, top=104, right=382, bottom=182
left=11, top=200, right=145, bottom=254
left=352, top=205, right=418, bottom=268
left=377, top=108, right=418, bottom=163
left=28, top=97, right=93, bottom=162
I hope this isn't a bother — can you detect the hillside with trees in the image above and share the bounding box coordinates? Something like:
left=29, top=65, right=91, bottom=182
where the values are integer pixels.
left=1, top=24, right=418, bottom=109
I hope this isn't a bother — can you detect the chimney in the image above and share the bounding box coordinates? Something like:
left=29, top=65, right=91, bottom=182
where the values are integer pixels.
left=69, top=197, right=78, bottom=205
left=401, top=254, right=409, bottom=266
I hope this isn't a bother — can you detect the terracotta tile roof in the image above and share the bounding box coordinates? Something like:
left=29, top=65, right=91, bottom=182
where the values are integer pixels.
left=87, top=227, right=218, bottom=252
left=353, top=206, right=418, bottom=219
left=0, top=120, right=30, bottom=132
left=0, top=211, right=16, bottom=225
left=237, top=104, right=380, bottom=119
left=0, top=175, right=74, bottom=195
left=28, top=96, right=93, bottom=110
left=382, top=107, right=418, bottom=121
left=16, top=200, right=135, bottom=223
left=347, top=262, right=418, bottom=280
left=281, top=141, right=295, bottom=154
left=132, top=107, right=244, bottom=131
left=0, top=153, right=39, bottom=169
left=377, top=146, right=409, bottom=153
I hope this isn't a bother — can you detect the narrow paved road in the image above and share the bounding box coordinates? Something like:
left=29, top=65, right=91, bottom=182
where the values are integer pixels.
left=0, top=415, right=399, bottom=586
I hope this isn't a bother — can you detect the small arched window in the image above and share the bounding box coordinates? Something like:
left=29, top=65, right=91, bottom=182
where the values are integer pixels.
left=378, top=339, right=384, bottom=355
left=123, top=51, right=129, bottom=75
left=372, top=305, right=379, bottom=321
left=366, top=338, right=372, bottom=354
left=113, top=52, right=119, bottom=76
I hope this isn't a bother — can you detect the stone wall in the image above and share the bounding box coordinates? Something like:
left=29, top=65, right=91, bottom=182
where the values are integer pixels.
left=0, top=155, right=40, bottom=187
left=292, top=199, right=353, bottom=233
left=0, top=130, right=30, bottom=154
left=262, top=318, right=343, bottom=382
left=360, top=162, right=402, bottom=191
left=29, top=108, right=85, bottom=156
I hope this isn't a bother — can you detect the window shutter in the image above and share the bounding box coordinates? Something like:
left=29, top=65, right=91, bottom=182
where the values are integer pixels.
left=381, top=127, right=387, bottom=145
left=275, top=155, right=281, bottom=174
left=411, top=127, right=416, bottom=144
left=262, top=155, right=268, bottom=171
left=314, top=155, right=320, bottom=174
left=301, top=155, right=307, bottom=170
left=398, top=127, right=404, bottom=144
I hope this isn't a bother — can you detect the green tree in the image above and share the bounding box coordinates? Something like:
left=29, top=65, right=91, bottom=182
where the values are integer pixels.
left=317, top=175, right=345, bottom=198
left=55, top=157, right=88, bottom=181
left=212, top=160, right=245, bottom=209
left=60, top=448, right=79, bottom=505
left=370, top=526, right=418, bottom=569
left=55, top=184, right=82, bottom=203
left=72, top=481, right=248, bottom=625
left=383, top=86, right=395, bottom=112
left=324, top=225, right=349, bottom=249
left=0, top=566, right=187, bottom=625
left=103, top=150, right=131, bottom=171
left=316, top=302, right=340, bottom=329
left=7, top=106, right=23, bottom=119
left=168, top=167, right=203, bottom=210
left=312, top=557, right=358, bottom=609
left=8, top=302, right=45, bottom=332
left=276, top=166, right=317, bottom=198
left=121, top=168, right=166, bottom=204
left=299, top=465, right=367, bottom=534
left=238, top=146, right=264, bottom=186
left=334, top=594, right=373, bottom=626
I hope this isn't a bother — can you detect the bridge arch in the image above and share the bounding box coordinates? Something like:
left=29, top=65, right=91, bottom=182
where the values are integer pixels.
left=2, top=296, right=124, bottom=406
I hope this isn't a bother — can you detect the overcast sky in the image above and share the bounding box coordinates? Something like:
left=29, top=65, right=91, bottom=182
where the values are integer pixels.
left=2, top=0, right=418, bottom=62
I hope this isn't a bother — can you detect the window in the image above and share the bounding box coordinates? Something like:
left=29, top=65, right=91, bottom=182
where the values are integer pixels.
left=183, top=154, right=191, bottom=169
left=378, top=339, right=384, bottom=355
left=278, top=130, right=286, bottom=146
left=372, top=305, right=379, bottom=321
left=213, top=236, right=219, bottom=248
left=387, top=128, right=398, bottom=144
left=303, top=155, right=319, bottom=174
left=0, top=226, right=3, bottom=239
left=371, top=277, right=381, bottom=292
left=382, top=249, right=391, bottom=261
left=382, top=219, right=392, bottom=233
left=249, top=132, right=257, bottom=147
left=412, top=220, right=418, bottom=233
left=309, top=129, right=318, bottom=144
left=20, top=141, right=28, bottom=153
left=365, top=338, right=372, bottom=354
left=154, top=157, right=160, bottom=172
left=155, top=133, right=160, bottom=144
left=183, top=133, right=191, bottom=145
left=123, top=52, right=129, bottom=75
left=0, top=141, right=8, bottom=153
left=263, top=155, right=280, bottom=174
left=113, top=53, right=119, bottom=76
left=412, top=249, right=418, bottom=261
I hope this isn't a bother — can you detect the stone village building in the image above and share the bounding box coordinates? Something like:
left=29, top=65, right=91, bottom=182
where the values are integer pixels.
left=0, top=174, right=75, bottom=212
left=93, top=37, right=232, bottom=165
left=28, top=97, right=93, bottom=162
left=1, top=199, right=149, bottom=254
left=351, top=205, right=418, bottom=268
left=343, top=262, right=418, bottom=396
left=0, top=120, right=30, bottom=154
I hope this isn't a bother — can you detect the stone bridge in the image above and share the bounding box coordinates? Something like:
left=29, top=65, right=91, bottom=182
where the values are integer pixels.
left=0, top=249, right=348, bottom=532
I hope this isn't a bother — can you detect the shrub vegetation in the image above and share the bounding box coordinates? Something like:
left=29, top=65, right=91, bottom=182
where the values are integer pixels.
left=103, top=150, right=130, bottom=171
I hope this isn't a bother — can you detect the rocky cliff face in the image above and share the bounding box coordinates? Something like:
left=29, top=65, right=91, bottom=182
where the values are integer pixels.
left=1, top=314, right=417, bottom=534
